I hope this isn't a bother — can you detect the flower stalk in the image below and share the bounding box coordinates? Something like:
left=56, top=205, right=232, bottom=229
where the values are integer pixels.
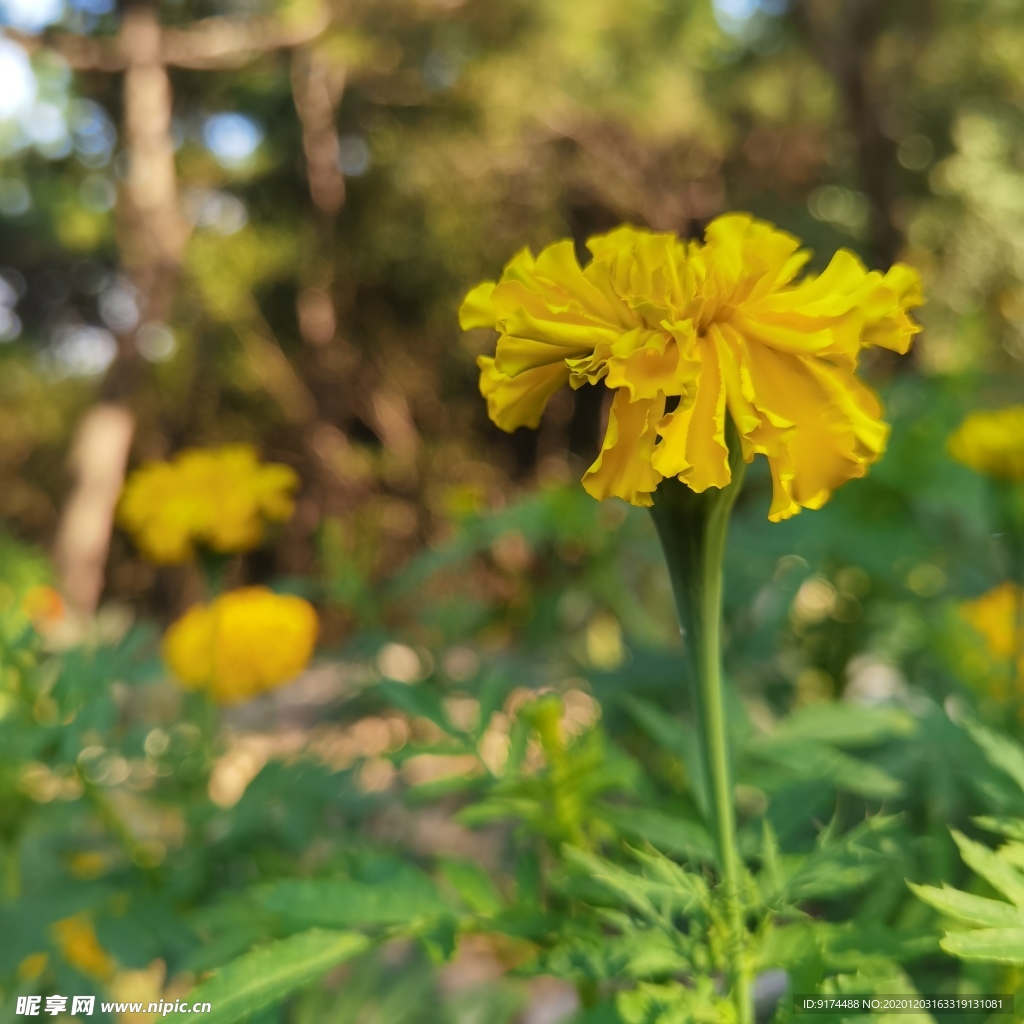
left=648, top=421, right=751, bottom=1024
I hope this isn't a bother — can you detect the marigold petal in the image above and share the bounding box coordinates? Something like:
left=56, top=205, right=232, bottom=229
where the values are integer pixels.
left=532, top=239, right=627, bottom=325
left=652, top=333, right=731, bottom=492
left=499, top=310, right=621, bottom=373
left=582, top=390, right=664, bottom=506
left=478, top=356, right=569, bottom=431
left=459, top=281, right=498, bottom=329
left=736, top=338, right=887, bottom=519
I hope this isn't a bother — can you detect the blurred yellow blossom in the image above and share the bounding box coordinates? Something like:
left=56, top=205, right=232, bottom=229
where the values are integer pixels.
left=948, top=406, right=1024, bottom=481
left=117, top=445, right=299, bottom=564
left=52, top=914, right=116, bottom=982
left=162, top=587, right=318, bottom=704
left=17, top=952, right=49, bottom=981
left=959, top=583, right=1024, bottom=696
left=21, top=585, right=66, bottom=633
left=461, top=213, right=922, bottom=519
left=69, top=851, right=108, bottom=880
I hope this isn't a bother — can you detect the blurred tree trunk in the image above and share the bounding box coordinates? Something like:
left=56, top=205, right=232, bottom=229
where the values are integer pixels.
left=40, top=3, right=331, bottom=614
left=55, top=0, right=184, bottom=615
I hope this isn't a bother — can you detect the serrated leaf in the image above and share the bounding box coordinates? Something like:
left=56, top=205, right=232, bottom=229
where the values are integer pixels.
left=951, top=830, right=1024, bottom=909
left=768, top=703, right=915, bottom=748
left=743, top=738, right=903, bottom=799
left=975, top=816, right=1024, bottom=842
left=259, top=872, right=449, bottom=930
left=759, top=819, right=783, bottom=898
left=816, top=921, right=937, bottom=967
left=164, top=930, right=369, bottom=1024
left=599, top=806, right=715, bottom=862
left=940, top=927, right=1024, bottom=964
left=780, top=816, right=898, bottom=901
left=438, top=859, right=503, bottom=915
left=560, top=846, right=705, bottom=921
left=966, top=720, right=1024, bottom=793
left=907, top=882, right=1024, bottom=928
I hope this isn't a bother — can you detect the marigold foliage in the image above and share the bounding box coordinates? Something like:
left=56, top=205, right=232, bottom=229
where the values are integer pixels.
left=948, top=406, right=1024, bottom=481
left=162, top=587, right=318, bottom=704
left=117, top=445, right=299, bottom=564
left=461, top=213, right=923, bottom=519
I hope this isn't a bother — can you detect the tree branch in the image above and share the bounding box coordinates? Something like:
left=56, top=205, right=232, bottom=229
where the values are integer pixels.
left=5, top=27, right=126, bottom=71
left=5, top=3, right=331, bottom=74
left=161, top=5, right=332, bottom=69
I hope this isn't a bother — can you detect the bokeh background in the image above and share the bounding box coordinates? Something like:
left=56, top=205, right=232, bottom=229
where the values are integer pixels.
left=1, top=0, right=1024, bottom=1021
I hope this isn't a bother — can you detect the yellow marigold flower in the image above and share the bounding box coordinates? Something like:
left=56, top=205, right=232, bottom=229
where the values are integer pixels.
left=948, top=406, right=1024, bottom=481
left=52, top=913, right=116, bottom=982
left=117, top=445, right=299, bottom=564
left=162, top=587, right=318, bottom=704
left=960, top=583, right=1024, bottom=668
left=461, top=213, right=923, bottom=520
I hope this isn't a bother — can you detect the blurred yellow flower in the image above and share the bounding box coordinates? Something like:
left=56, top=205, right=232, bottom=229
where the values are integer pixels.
left=461, top=213, right=922, bottom=519
left=948, top=406, right=1024, bottom=481
left=162, top=587, right=318, bottom=704
left=52, top=913, right=116, bottom=982
left=21, top=585, right=66, bottom=632
left=117, top=445, right=299, bottom=564
left=69, top=851, right=108, bottom=880
left=17, top=952, right=49, bottom=981
left=960, top=583, right=1024, bottom=680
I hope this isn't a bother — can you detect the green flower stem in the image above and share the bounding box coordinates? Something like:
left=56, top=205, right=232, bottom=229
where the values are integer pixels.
left=197, top=549, right=233, bottom=599
left=648, top=428, right=751, bottom=1024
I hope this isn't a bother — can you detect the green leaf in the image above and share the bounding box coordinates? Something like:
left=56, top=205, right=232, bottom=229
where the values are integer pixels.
left=966, top=720, right=1024, bottom=793
left=759, top=819, right=783, bottom=899
left=940, top=927, right=1024, bottom=964
left=571, top=1001, right=627, bottom=1024
left=376, top=681, right=453, bottom=735
left=164, top=930, right=369, bottom=1024
left=951, top=830, right=1024, bottom=909
left=438, top=859, right=503, bottom=915
left=974, top=816, right=1024, bottom=842
left=560, top=845, right=706, bottom=921
left=743, top=738, right=903, bottom=799
left=768, top=703, right=916, bottom=748
left=907, top=882, right=1024, bottom=928
left=259, top=872, right=449, bottom=930
left=618, top=696, right=708, bottom=820
left=599, top=806, right=715, bottom=862
left=781, top=816, right=899, bottom=901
